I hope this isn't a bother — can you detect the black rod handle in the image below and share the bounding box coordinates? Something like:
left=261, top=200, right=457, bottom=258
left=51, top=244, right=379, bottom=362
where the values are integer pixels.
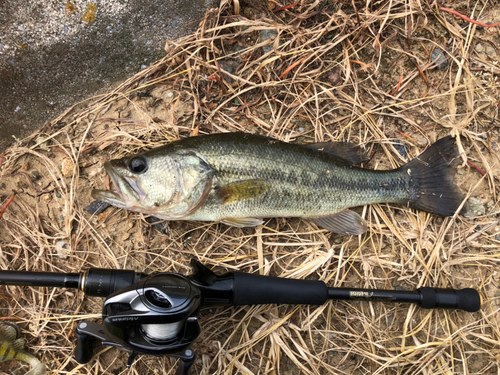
left=327, top=287, right=482, bottom=312
left=232, top=272, right=328, bottom=305
left=417, top=287, right=481, bottom=312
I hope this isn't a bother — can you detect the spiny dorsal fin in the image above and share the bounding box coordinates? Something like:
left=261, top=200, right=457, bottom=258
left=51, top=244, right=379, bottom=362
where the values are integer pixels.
left=306, top=142, right=370, bottom=165
left=216, top=180, right=270, bottom=204
left=309, top=209, right=367, bottom=235
left=220, top=217, right=264, bottom=228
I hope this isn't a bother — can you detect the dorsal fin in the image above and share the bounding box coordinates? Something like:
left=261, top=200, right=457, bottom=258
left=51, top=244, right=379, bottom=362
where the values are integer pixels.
left=306, top=142, right=370, bottom=165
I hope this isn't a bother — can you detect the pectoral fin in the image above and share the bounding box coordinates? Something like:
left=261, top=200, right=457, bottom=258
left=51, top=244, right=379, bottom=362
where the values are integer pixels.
left=216, top=180, right=270, bottom=204
left=220, top=217, right=264, bottom=228
left=309, top=210, right=367, bottom=235
left=306, top=142, right=370, bottom=165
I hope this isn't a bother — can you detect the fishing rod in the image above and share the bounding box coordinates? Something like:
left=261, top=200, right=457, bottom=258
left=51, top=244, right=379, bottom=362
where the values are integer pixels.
left=0, top=260, right=482, bottom=375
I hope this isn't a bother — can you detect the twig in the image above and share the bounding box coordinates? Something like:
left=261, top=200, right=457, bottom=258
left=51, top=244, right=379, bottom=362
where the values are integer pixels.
left=279, top=57, right=306, bottom=79
left=0, top=192, right=16, bottom=220
left=390, top=73, right=404, bottom=95
left=467, top=160, right=486, bottom=176
left=439, top=7, right=500, bottom=28
left=274, top=3, right=295, bottom=13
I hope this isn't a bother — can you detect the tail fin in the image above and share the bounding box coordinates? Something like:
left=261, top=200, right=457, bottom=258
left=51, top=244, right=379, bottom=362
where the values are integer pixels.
left=403, top=136, right=464, bottom=216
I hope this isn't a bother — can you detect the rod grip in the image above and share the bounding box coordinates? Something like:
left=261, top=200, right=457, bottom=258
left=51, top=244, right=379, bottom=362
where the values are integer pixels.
left=418, top=287, right=481, bottom=312
left=232, top=272, right=328, bottom=306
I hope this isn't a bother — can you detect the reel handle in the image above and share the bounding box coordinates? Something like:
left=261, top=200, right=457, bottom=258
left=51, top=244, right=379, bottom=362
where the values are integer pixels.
left=75, top=328, right=94, bottom=364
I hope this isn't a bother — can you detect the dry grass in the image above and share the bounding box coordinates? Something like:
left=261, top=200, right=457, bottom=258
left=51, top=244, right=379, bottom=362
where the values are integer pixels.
left=1, top=0, right=500, bottom=374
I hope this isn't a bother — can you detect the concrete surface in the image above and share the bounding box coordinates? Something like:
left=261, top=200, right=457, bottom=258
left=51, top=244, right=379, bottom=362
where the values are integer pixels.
left=0, top=0, right=218, bottom=152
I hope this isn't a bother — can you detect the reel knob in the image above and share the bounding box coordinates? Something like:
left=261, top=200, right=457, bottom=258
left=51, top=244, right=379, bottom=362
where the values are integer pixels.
left=75, top=324, right=94, bottom=364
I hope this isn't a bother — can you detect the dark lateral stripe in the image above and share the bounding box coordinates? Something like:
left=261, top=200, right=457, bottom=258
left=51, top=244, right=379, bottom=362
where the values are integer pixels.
left=0, top=342, right=12, bottom=361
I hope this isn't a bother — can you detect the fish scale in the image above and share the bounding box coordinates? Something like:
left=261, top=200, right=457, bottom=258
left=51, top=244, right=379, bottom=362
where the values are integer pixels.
left=183, top=137, right=408, bottom=220
left=92, top=133, right=464, bottom=235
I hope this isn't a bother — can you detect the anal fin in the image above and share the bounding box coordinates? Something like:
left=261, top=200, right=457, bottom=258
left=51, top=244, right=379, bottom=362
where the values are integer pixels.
left=220, top=217, right=264, bottom=228
left=309, top=210, right=367, bottom=235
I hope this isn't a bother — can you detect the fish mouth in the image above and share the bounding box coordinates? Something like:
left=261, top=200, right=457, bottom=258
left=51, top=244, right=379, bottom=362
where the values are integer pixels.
left=91, top=161, right=144, bottom=208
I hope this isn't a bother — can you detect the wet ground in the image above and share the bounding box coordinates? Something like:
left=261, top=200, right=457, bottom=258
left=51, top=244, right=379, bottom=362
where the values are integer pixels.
left=0, top=0, right=218, bottom=152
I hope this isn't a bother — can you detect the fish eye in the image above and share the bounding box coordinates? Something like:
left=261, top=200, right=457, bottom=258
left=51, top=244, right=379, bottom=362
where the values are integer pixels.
left=128, top=157, right=148, bottom=174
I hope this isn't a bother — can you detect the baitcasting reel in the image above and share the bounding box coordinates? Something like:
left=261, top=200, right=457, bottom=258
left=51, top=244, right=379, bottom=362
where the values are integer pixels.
left=0, top=260, right=482, bottom=374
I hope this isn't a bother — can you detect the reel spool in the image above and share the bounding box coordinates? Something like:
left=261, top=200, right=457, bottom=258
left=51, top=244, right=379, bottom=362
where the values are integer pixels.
left=102, top=273, right=201, bottom=352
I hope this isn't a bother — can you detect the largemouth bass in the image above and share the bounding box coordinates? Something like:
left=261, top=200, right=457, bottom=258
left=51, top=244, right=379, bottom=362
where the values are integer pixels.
left=0, top=322, right=46, bottom=375
left=92, top=133, right=463, bottom=235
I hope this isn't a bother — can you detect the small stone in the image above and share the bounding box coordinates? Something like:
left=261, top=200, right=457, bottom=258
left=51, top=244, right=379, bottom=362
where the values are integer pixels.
left=485, top=46, right=496, bottom=57
left=431, top=48, right=448, bottom=69
left=55, top=191, right=62, bottom=198
left=21, top=162, right=29, bottom=171
left=149, top=216, right=168, bottom=235
left=392, top=141, right=407, bottom=157
left=98, top=212, right=108, bottom=221
left=55, top=240, right=69, bottom=259
left=476, top=43, right=484, bottom=53
left=61, top=157, right=75, bottom=177
left=85, top=200, right=110, bottom=215
left=31, top=170, right=41, bottom=180
left=260, top=28, right=279, bottom=54
left=35, top=136, right=50, bottom=151
left=121, top=232, right=131, bottom=241
left=418, top=137, right=428, bottom=146
left=387, top=314, right=394, bottom=326
left=464, top=197, right=486, bottom=218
